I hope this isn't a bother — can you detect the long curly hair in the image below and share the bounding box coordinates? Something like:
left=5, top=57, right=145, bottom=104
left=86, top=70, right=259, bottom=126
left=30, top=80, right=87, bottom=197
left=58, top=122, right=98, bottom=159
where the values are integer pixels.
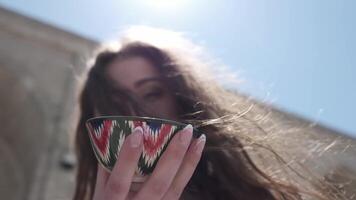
left=72, top=27, right=332, bottom=200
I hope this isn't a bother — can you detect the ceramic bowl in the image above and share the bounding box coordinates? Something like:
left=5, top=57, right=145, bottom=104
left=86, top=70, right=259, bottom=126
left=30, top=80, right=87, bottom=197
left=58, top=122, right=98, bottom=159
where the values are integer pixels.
left=86, top=116, right=200, bottom=175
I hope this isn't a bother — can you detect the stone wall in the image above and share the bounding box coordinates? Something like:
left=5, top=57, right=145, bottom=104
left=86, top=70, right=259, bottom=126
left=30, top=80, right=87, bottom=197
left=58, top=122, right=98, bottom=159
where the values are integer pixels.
left=0, top=6, right=97, bottom=200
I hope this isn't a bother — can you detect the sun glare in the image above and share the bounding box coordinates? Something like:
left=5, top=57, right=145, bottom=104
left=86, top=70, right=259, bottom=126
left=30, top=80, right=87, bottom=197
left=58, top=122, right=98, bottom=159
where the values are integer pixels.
left=145, top=0, right=188, bottom=10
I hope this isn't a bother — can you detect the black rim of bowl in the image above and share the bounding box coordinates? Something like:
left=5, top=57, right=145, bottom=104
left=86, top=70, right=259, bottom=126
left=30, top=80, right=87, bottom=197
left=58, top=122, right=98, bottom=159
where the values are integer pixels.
left=86, top=115, right=188, bottom=127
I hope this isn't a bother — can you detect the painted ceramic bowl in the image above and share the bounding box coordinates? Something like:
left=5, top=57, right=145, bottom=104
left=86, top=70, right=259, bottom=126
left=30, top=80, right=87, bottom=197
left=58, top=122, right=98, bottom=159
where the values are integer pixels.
left=86, top=116, right=200, bottom=175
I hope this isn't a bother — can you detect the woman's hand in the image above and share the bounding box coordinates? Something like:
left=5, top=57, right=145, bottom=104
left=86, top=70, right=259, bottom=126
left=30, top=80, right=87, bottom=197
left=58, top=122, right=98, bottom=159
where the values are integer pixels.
left=92, top=125, right=206, bottom=200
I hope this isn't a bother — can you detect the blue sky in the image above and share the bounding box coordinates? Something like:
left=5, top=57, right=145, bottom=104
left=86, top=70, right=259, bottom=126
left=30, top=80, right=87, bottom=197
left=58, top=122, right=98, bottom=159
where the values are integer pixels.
left=0, top=0, right=355, bottom=137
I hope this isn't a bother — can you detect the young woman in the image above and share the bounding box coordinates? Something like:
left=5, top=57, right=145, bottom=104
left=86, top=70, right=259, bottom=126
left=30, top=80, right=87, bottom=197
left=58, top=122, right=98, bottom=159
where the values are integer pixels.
left=73, top=27, right=332, bottom=200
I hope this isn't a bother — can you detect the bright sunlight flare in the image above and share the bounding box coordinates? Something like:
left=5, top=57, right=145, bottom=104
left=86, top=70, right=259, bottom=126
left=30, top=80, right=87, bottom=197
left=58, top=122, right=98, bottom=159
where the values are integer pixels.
left=144, top=0, right=189, bottom=10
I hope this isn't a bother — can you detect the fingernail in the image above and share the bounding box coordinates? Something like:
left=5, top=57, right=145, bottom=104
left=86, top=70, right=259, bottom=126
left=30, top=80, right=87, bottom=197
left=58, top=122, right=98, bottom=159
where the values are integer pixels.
left=180, top=124, right=193, bottom=145
left=194, top=134, right=206, bottom=154
left=130, top=127, right=143, bottom=148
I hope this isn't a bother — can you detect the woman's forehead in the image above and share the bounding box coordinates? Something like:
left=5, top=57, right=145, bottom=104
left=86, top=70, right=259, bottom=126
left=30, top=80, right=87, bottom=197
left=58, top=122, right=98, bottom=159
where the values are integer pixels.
left=106, top=56, right=161, bottom=90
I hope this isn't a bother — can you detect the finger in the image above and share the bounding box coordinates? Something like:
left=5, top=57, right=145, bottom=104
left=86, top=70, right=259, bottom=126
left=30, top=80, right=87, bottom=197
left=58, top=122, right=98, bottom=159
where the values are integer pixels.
left=93, top=164, right=110, bottom=200
left=133, top=124, right=193, bottom=200
left=104, top=127, right=143, bottom=200
left=162, top=134, right=206, bottom=200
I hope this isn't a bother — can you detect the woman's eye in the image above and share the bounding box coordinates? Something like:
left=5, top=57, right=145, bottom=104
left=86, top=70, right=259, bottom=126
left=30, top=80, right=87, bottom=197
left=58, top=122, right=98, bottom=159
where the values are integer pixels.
left=143, top=90, right=163, bottom=101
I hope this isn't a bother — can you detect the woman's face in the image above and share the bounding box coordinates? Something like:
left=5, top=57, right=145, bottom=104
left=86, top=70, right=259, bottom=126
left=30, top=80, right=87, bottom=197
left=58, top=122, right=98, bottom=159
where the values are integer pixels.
left=105, top=56, right=179, bottom=120
left=99, top=56, right=180, bottom=193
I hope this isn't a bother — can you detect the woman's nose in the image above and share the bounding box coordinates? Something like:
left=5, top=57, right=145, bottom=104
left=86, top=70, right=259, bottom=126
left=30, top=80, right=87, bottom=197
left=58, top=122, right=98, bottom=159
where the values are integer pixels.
left=124, top=99, right=150, bottom=117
